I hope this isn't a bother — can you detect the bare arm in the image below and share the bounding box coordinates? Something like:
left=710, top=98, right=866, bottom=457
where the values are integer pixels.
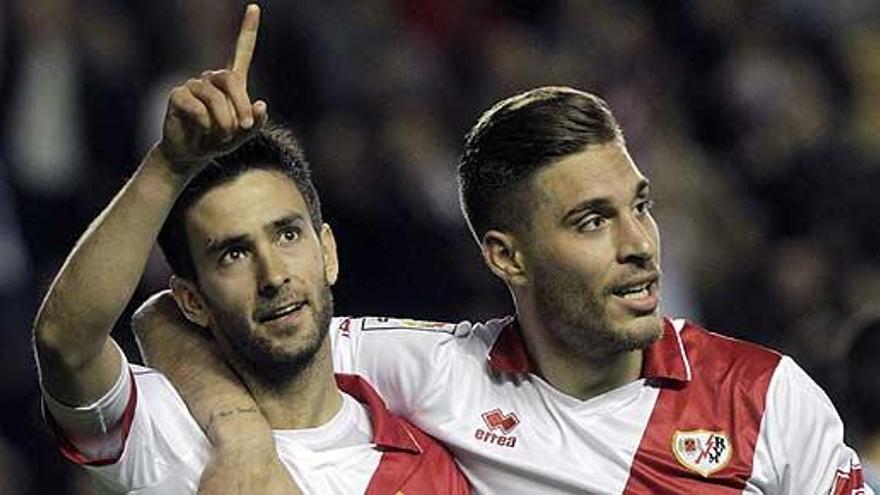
left=133, top=291, right=299, bottom=495
left=133, top=291, right=266, bottom=443
left=32, top=6, right=298, bottom=493
left=33, top=148, right=185, bottom=405
left=33, top=5, right=267, bottom=406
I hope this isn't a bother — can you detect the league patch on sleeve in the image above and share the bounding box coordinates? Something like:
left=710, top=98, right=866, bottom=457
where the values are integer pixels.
left=361, top=316, right=457, bottom=334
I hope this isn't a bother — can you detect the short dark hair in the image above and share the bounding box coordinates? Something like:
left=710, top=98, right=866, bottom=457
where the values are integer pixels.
left=157, top=125, right=323, bottom=282
left=458, top=86, right=624, bottom=240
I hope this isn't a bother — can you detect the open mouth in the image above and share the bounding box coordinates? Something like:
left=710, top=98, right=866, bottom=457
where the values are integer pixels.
left=610, top=276, right=660, bottom=313
left=257, top=301, right=307, bottom=323
left=612, top=281, right=652, bottom=300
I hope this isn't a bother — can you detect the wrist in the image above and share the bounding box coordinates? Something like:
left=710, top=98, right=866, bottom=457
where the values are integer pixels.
left=148, top=143, right=209, bottom=185
left=207, top=405, right=274, bottom=451
left=125, top=146, right=201, bottom=206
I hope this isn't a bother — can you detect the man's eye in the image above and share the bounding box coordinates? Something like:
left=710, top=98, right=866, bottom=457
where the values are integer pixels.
left=578, top=216, right=606, bottom=232
left=220, top=247, right=247, bottom=266
left=635, top=199, right=655, bottom=215
left=280, top=227, right=300, bottom=244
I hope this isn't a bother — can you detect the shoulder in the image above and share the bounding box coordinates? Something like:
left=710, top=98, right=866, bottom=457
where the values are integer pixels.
left=130, top=364, right=173, bottom=388
left=127, top=364, right=206, bottom=446
left=398, top=417, right=470, bottom=492
left=335, top=373, right=469, bottom=493
left=129, top=364, right=191, bottom=407
left=679, top=319, right=783, bottom=386
left=765, top=354, right=839, bottom=415
left=385, top=412, right=471, bottom=493
left=85, top=365, right=206, bottom=490
left=330, top=315, right=511, bottom=358
left=332, top=316, right=463, bottom=337
left=676, top=321, right=837, bottom=416
left=676, top=320, right=842, bottom=419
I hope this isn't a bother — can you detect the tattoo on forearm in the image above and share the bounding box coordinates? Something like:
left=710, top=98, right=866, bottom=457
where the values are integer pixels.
left=207, top=405, right=260, bottom=432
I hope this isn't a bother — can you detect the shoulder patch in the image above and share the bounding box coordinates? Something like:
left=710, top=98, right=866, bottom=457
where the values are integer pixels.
left=361, top=316, right=457, bottom=334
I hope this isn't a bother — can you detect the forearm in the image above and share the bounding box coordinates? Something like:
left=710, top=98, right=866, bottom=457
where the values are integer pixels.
left=133, top=292, right=267, bottom=444
left=133, top=291, right=298, bottom=494
left=34, top=147, right=193, bottom=403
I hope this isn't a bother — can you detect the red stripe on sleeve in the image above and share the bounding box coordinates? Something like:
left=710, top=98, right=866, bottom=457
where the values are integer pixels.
left=49, top=369, right=139, bottom=466
left=831, top=463, right=866, bottom=495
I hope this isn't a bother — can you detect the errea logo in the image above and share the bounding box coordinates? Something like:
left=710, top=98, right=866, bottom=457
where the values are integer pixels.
left=483, top=409, right=519, bottom=433
left=474, top=408, right=519, bottom=448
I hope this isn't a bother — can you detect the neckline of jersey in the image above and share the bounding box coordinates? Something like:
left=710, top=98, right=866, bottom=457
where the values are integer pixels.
left=270, top=374, right=422, bottom=454
left=487, top=316, right=693, bottom=384
left=272, top=391, right=371, bottom=450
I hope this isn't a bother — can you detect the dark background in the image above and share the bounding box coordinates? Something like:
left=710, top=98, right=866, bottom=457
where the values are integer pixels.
left=1, top=1, right=878, bottom=492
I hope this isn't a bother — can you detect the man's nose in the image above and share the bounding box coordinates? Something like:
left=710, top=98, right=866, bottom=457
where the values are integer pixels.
left=257, top=249, right=290, bottom=298
left=616, top=213, right=655, bottom=266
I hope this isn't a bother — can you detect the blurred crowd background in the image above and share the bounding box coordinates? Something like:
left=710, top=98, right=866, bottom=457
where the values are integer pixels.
left=1, top=0, right=879, bottom=493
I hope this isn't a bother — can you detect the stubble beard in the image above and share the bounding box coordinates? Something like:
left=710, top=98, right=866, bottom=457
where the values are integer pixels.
left=211, top=285, right=335, bottom=390
left=532, top=264, right=662, bottom=360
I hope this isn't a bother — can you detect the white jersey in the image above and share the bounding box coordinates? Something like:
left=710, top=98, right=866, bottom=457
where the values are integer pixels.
left=330, top=316, right=873, bottom=495
left=42, top=346, right=468, bottom=495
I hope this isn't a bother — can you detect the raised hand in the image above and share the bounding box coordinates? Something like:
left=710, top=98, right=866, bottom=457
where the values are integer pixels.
left=158, top=4, right=269, bottom=172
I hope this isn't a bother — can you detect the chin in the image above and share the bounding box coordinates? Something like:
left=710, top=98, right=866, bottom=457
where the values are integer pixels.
left=617, top=313, right=663, bottom=349
left=243, top=333, right=328, bottom=387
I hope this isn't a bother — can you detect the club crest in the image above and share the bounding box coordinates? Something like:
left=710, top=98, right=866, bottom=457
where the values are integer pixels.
left=671, top=430, right=732, bottom=477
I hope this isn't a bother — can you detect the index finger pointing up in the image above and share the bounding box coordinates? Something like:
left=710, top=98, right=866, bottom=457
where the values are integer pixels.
left=231, top=4, right=260, bottom=77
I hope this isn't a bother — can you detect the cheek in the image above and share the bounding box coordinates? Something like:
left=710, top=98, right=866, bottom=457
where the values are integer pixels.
left=644, top=215, right=661, bottom=246
left=201, top=272, right=256, bottom=313
left=651, top=221, right=661, bottom=256
left=284, top=248, right=326, bottom=284
left=546, top=238, right=614, bottom=283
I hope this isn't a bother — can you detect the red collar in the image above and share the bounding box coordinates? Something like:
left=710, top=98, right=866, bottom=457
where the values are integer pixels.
left=487, top=317, right=692, bottom=383
left=334, top=374, right=422, bottom=454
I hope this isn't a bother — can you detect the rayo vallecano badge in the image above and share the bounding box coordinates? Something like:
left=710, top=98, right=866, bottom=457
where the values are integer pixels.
left=671, top=430, right=732, bottom=477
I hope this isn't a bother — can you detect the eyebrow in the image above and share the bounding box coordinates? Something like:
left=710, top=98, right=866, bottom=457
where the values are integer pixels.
left=270, top=214, right=304, bottom=230
left=204, top=213, right=306, bottom=256
left=205, top=234, right=250, bottom=257
left=561, top=179, right=651, bottom=224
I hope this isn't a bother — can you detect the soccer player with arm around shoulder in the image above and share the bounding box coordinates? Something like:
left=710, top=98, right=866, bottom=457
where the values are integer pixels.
left=136, top=87, right=873, bottom=494
left=33, top=4, right=469, bottom=494
left=31, top=6, right=289, bottom=494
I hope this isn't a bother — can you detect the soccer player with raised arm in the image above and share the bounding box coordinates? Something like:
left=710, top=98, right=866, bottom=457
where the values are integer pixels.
left=31, top=5, right=469, bottom=495
left=135, top=86, right=872, bottom=494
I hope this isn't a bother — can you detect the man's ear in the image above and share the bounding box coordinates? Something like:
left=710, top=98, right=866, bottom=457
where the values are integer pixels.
left=481, top=229, right=528, bottom=286
left=319, top=223, right=339, bottom=286
left=169, top=275, right=212, bottom=329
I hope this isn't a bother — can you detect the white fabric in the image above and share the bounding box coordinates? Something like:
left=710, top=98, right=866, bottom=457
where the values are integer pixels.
left=275, top=392, right=372, bottom=450
left=329, top=316, right=873, bottom=495
left=746, top=356, right=870, bottom=495
left=42, top=350, right=382, bottom=495
left=865, top=462, right=880, bottom=494
left=41, top=342, right=131, bottom=462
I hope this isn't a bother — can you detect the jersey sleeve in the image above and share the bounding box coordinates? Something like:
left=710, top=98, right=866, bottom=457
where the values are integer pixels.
left=41, top=341, right=134, bottom=466
left=41, top=342, right=208, bottom=491
left=756, top=356, right=873, bottom=495
left=331, top=316, right=473, bottom=417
